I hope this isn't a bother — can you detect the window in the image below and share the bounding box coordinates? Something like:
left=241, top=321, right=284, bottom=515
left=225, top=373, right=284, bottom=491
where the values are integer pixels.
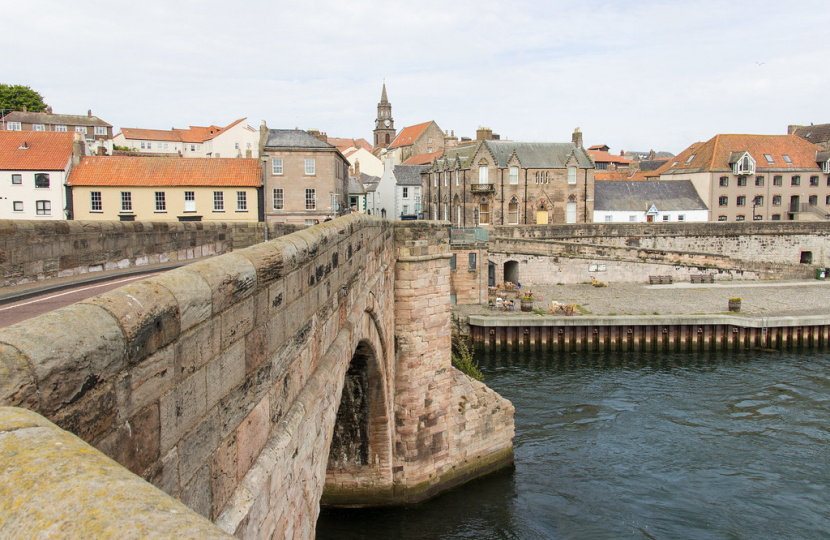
left=273, top=188, right=283, bottom=210
left=32, top=124, right=45, bottom=131
left=605, top=215, right=613, bottom=222
left=663, top=215, right=669, bottom=221
left=121, top=191, right=132, bottom=212
left=754, top=214, right=763, bottom=221
left=478, top=165, right=488, bottom=184
left=772, top=195, right=781, bottom=206
left=75, top=126, right=88, bottom=134
left=455, top=171, right=459, bottom=186
left=6, top=122, right=21, bottom=131
left=782, top=154, right=792, bottom=164
left=13, top=201, right=23, bottom=212
left=736, top=214, right=745, bottom=221
left=140, top=142, right=146, bottom=150
left=755, top=176, right=764, bottom=187
left=827, top=195, right=830, bottom=205
left=754, top=195, right=764, bottom=207
left=444, top=173, right=447, bottom=187
left=773, top=175, right=782, bottom=186
left=184, top=191, right=195, bottom=212
left=427, top=147, right=433, bottom=154
left=36, top=200, right=50, bottom=215
left=413, top=187, right=420, bottom=211
left=736, top=196, right=746, bottom=206
left=596, top=162, right=608, bottom=170
left=685, top=154, right=696, bottom=164
left=810, top=176, right=819, bottom=186
left=189, top=144, right=195, bottom=152
left=568, top=166, right=577, bottom=185
left=677, top=214, right=685, bottom=221
left=450, top=254, right=456, bottom=270
left=718, top=196, right=728, bottom=207
left=402, top=205, right=409, bottom=215
left=237, top=191, right=247, bottom=211
left=764, top=154, right=774, bottom=163
left=809, top=195, right=818, bottom=206
left=718, top=215, right=727, bottom=221
left=305, top=188, right=316, bottom=210
left=272, top=158, right=283, bottom=175
left=535, top=172, right=539, bottom=184
left=95, top=126, right=107, bottom=136
left=508, top=200, right=518, bottom=224
left=771, top=214, right=781, bottom=220
left=234, top=142, right=239, bottom=150
left=91, top=191, right=102, bottom=212
left=427, top=137, right=433, bottom=144
left=34, top=173, right=50, bottom=188
left=11, top=174, right=21, bottom=185
left=719, top=176, right=729, bottom=187
left=402, top=187, right=409, bottom=199
left=443, top=203, right=449, bottom=220
left=509, top=166, right=519, bottom=185
left=55, top=125, right=67, bottom=132
left=155, top=191, right=166, bottom=212
left=214, top=191, right=224, bottom=211
left=791, top=175, right=800, bottom=186
left=629, top=215, right=637, bottom=222
left=478, top=203, right=489, bottom=225
left=164, top=143, right=168, bottom=150
left=737, top=177, right=747, bottom=187
left=468, top=253, right=476, bottom=270
left=305, top=158, right=316, bottom=175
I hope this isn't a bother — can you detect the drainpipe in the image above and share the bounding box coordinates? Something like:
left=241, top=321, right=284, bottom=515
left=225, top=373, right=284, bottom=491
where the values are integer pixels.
left=584, top=168, right=588, bottom=222
left=524, top=169, right=528, bottom=224
left=463, top=169, right=467, bottom=227
left=500, top=168, right=504, bottom=225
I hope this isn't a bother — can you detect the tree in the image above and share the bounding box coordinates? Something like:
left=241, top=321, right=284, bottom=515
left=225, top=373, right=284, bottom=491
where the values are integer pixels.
left=0, top=84, right=48, bottom=116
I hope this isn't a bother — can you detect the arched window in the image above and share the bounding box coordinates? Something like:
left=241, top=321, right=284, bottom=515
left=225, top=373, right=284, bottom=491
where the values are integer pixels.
left=508, top=197, right=519, bottom=225
left=385, top=134, right=390, bottom=144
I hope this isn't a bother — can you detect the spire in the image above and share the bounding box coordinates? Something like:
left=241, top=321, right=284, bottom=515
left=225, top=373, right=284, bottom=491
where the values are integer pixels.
left=380, top=82, right=388, bottom=104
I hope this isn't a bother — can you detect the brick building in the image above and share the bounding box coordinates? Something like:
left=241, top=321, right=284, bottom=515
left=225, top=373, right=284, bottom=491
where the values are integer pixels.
left=422, top=129, right=595, bottom=227
left=384, top=120, right=445, bottom=166
left=655, top=134, right=830, bottom=222
left=260, top=123, right=350, bottom=224
left=1, top=107, right=113, bottom=156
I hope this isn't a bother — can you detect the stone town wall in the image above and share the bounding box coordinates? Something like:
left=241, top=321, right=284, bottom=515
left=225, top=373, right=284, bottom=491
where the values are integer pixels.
left=392, top=222, right=514, bottom=502
left=0, top=214, right=396, bottom=539
left=490, top=222, right=830, bottom=267
left=0, top=219, right=303, bottom=287
left=449, top=245, right=489, bottom=305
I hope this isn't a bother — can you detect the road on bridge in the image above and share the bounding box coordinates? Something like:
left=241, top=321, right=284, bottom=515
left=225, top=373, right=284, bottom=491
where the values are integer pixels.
left=0, top=272, right=163, bottom=329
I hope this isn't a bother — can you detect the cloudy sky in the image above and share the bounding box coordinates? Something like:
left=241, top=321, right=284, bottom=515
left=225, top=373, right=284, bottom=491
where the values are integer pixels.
left=5, top=0, right=829, bottom=154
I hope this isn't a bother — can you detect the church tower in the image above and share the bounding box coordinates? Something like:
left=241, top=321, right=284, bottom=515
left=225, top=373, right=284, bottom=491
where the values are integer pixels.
left=373, top=83, right=395, bottom=152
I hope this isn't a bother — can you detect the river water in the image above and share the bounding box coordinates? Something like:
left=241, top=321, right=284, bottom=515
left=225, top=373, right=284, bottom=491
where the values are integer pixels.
left=316, top=351, right=830, bottom=539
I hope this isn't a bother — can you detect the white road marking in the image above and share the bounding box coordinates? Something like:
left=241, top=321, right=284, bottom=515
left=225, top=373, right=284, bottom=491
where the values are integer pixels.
left=0, top=273, right=159, bottom=312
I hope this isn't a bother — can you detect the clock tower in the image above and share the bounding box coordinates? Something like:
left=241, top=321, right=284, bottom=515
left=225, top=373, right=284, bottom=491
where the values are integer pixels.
left=373, top=82, right=395, bottom=153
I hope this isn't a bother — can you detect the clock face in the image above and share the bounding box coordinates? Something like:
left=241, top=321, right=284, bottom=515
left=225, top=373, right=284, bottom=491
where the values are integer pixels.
left=384, top=119, right=391, bottom=127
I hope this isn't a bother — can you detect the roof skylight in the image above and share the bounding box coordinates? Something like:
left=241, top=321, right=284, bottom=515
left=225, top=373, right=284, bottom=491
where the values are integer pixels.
left=782, top=154, right=792, bottom=163
left=764, top=154, right=774, bottom=163
left=685, top=154, right=696, bottom=164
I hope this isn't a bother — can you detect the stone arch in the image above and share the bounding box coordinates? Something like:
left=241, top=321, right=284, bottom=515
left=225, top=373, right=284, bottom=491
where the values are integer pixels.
left=504, top=260, right=520, bottom=284
left=327, top=340, right=374, bottom=468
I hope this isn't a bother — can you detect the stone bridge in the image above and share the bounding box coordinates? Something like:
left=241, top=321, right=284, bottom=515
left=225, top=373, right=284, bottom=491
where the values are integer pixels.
left=0, top=215, right=514, bottom=539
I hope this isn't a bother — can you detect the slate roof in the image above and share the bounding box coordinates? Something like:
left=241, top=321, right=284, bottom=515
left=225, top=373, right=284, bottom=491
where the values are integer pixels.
left=432, top=145, right=477, bottom=170
left=348, top=176, right=366, bottom=195
left=67, top=156, right=261, bottom=187
left=3, top=110, right=111, bottom=127
left=817, top=150, right=830, bottom=163
left=659, top=134, right=822, bottom=176
left=484, top=141, right=593, bottom=169
left=264, top=129, right=334, bottom=149
left=393, top=165, right=427, bottom=186
left=389, top=122, right=431, bottom=149
left=0, top=131, right=76, bottom=170
left=790, top=123, right=830, bottom=146
left=594, top=180, right=708, bottom=212
left=638, top=158, right=670, bottom=172
left=361, top=172, right=380, bottom=192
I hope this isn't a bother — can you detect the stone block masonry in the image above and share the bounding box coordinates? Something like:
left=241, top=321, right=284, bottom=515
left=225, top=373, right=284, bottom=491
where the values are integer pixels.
left=0, top=215, right=515, bottom=540
left=0, top=219, right=303, bottom=287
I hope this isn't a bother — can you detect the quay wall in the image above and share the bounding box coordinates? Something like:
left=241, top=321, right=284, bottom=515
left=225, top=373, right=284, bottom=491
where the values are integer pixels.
left=467, top=314, right=830, bottom=352
left=0, top=219, right=303, bottom=287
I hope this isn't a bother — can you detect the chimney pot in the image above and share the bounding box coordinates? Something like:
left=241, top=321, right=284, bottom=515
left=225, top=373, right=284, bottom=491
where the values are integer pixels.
left=88, top=109, right=92, bottom=117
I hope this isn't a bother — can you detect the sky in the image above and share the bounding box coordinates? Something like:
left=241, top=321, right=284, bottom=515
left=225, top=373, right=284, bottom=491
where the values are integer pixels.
left=4, top=0, right=829, bottom=155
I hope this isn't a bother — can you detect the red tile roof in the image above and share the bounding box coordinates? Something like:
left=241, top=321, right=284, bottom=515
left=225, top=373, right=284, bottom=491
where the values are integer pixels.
left=67, top=156, right=261, bottom=187
left=403, top=151, right=443, bottom=165
left=327, top=137, right=373, bottom=153
left=389, top=121, right=431, bottom=149
left=594, top=171, right=632, bottom=181
left=118, top=119, right=248, bottom=144
left=0, top=131, right=75, bottom=170
left=588, top=150, right=633, bottom=165
left=661, top=135, right=821, bottom=174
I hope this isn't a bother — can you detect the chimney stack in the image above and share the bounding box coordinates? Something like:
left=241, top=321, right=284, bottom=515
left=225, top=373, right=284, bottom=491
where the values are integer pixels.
left=88, top=109, right=92, bottom=117
left=354, top=159, right=360, bottom=178
left=572, top=128, right=583, bottom=148
left=72, top=133, right=85, bottom=165
left=259, top=120, right=269, bottom=155
left=476, top=127, right=494, bottom=141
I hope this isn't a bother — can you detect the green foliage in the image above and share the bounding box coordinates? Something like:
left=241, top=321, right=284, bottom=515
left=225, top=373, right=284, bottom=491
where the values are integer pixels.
left=0, top=84, right=47, bottom=114
left=451, top=325, right=483, bottom=381
left=113, top=145, right=133, bottom=152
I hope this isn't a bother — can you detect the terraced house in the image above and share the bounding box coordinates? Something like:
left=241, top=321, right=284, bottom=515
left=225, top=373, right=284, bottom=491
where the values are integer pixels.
left=655, top=134, right=830, bottom=222
left=422, top=129, right=595, bottom=226
left=67, top=156, right=262, bottom=222
left=1, top=107, right=113, bottom=156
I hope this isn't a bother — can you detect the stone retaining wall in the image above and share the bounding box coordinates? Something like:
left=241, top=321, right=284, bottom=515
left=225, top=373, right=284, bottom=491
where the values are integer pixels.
left=0, top=219, right=302, bottom=287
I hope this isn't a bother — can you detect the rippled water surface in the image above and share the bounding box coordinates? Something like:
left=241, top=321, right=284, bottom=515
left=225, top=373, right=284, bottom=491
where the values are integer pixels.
left=316, top=351, right=830, bottom=539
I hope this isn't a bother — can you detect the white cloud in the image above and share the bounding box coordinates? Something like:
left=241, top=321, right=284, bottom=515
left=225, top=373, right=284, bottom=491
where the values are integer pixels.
left=3, top=0, right=828, bottom=154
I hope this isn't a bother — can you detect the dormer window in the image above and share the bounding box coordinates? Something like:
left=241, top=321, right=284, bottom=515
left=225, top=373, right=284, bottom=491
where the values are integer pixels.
left=732, top=152, right=755, bottom=175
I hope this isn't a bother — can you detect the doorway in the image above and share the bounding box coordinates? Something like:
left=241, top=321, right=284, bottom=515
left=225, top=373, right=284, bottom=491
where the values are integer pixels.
left=504, top=260, right=519, bottom=285
left=536, top=210, right=548, bottom=224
